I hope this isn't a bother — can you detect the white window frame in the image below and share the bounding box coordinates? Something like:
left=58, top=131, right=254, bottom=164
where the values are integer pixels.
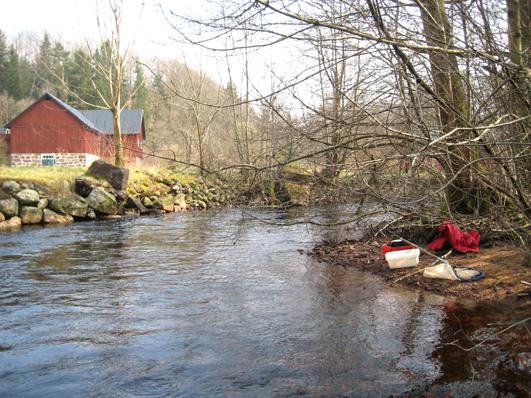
left=41, top=153, right=56, bottom=166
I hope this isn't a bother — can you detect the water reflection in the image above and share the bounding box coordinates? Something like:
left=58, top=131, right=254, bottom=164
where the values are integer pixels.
left=0, top=208, right=528, bottom=397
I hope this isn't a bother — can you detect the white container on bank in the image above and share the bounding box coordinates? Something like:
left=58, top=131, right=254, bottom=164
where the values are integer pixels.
left=385, top=248, right=420, bottom=269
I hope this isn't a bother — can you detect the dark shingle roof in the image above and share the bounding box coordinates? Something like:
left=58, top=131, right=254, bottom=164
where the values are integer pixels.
left=44, top=93, right=101, bottom=132
left=80, top=110, right=144, bottom=136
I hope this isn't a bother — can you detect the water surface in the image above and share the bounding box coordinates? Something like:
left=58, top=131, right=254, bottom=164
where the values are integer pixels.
left=0, top=208, right=529, bottom=397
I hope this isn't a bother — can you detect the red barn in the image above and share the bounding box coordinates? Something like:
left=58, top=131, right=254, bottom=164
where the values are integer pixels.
left=4, top=92, right=146, bottom=167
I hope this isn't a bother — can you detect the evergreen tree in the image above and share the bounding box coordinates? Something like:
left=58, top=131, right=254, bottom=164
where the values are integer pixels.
left=0, top=31, right=8, bottom=94
left=66, top=48, right=98, bottom=108
left=4, top=45, right=23, bottom=99
left=35, top=32, right=54, bottom=95
left=132, top=63, right=148, bottom=116
left=18, top=56, right=34, bottom=99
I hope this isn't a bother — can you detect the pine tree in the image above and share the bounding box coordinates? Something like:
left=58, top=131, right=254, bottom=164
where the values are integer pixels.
left=0, top=31, right=8, bottom=94
left=4, top=45, right=23, bottom=100
left=132, top=63, right=147, bottom=115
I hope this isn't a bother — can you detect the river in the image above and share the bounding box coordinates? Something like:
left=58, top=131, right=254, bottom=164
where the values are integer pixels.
left=0, top=207, right=529, bottom=397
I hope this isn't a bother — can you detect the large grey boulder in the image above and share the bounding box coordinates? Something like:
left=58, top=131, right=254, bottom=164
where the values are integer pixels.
left=87, top=159, right=129, bottom=191
left=86, top=188, right=118, bottom=215
left=19, top=206, right=43, bottom=224
left=15, top=189, right=40, bottom=206
left=43, top=209, right=74, bottom=225
left=2, top=180, right=21, bottom=196
left=49, top=195, right=88, bottom=218
left=0, top=198, right=19, bottom=218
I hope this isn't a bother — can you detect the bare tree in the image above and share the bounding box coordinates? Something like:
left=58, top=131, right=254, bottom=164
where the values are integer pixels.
left=166, top=0, right=531, bottom=231
left=48, top=0, right=144, bottom=166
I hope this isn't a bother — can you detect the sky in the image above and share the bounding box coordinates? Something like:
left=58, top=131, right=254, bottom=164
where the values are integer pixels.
left=0, top=0, right=307, bottom=107
left=0, top=0, right=197, bottom=58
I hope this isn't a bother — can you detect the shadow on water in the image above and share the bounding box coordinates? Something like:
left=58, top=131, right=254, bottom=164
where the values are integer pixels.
left=0, top=207, right=529, bottom=397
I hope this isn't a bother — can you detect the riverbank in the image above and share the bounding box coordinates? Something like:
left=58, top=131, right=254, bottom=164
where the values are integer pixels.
left=310, top=237, right=531, bottom=305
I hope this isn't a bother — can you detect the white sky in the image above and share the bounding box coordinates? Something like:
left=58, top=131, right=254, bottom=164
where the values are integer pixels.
left=0, top=0, right=195, bottom=57
left=0, top=0, right=308, bottom=107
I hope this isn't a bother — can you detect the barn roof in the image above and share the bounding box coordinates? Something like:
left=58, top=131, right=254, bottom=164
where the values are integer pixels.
left=80, top=109, right=145, bottom=137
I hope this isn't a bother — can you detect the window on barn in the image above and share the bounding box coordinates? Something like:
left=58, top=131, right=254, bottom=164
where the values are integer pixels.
left=41, top=154, right=56, bottom=166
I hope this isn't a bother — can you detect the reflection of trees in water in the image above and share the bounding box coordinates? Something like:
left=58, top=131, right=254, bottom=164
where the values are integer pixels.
left=26, top=220, right=134, bottom=283
left=428, top=303, right=531, bottom=396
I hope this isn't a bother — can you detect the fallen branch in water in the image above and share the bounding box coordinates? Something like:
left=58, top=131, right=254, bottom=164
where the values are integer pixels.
left=444, top=316, right=531, bottom=352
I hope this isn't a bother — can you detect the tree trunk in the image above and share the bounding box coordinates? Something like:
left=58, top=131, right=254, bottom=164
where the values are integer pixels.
left=112, top=107, right=124, bottom=167
left=417, top=0, right=489, bottom=214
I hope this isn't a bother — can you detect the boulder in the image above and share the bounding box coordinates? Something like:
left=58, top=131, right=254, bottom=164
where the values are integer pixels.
left=153, top=195, right=175, bottom=212
left=142, top=197, right=154, bottom=208
left=126, top=193, right=148, bottom=213
left=86, top=207, right=97, bottom=219
left=43, top=209, right=75, bottom=225
left=19, top=206, right=43, bottom=224
left=49, top=195, right=88, bottom=218
left=86, top=187, right=118, bottom=215
left=37, top=197, right=49, bottom=209
left=87, top=159, right=129, bottom=191
left=2, top=180, right=21, bottom=196
left=173, top=193, right=187, bottom=211
left=32, top=181, right=51, bottom=196
left=0, top=211, right=4, bottom=222
left=75, top=176, right=99, bottom=198
left=0, top=216, right=21, bottom=232
left=15, top=189, right=40, bottom=206
left=0, top=198, right=19, bottom=218
left=274, top=181, right=310, bottom=207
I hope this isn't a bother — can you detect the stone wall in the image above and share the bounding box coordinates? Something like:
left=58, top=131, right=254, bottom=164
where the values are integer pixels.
left=10, top=153, right=100, bottom=168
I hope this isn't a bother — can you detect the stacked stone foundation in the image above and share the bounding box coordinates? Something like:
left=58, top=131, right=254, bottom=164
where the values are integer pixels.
left=10, top=153, right=100, bottom=168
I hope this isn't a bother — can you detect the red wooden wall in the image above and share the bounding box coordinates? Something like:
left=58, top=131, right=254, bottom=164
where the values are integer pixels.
left=9, top=97, right=103, bottom=156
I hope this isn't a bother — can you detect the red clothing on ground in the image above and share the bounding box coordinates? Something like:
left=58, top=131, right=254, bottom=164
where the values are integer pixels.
left=428, top=220, right=480, bottom=253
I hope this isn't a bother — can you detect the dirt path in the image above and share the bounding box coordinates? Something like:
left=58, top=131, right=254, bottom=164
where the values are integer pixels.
left=310, top=239, right=531, bottom=306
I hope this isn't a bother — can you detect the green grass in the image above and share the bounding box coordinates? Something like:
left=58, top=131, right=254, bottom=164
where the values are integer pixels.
left=0, top=166, right=203, bottom=198
left=0, top=166, right=87, bottom=185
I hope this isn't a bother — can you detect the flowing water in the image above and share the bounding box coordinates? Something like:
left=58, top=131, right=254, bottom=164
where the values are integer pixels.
left=0, top=207, right=529, bottom=397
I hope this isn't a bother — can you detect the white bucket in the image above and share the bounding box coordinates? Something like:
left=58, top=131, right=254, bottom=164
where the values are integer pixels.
left=385, top=248, right=420, bottom=269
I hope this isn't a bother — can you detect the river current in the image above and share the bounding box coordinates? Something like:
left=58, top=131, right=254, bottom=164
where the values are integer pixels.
left=0, top=207, right=529, bottom=397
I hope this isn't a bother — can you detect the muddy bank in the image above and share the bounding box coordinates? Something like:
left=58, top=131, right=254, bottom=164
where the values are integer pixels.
left=310, top=238, right=531, bottom=305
